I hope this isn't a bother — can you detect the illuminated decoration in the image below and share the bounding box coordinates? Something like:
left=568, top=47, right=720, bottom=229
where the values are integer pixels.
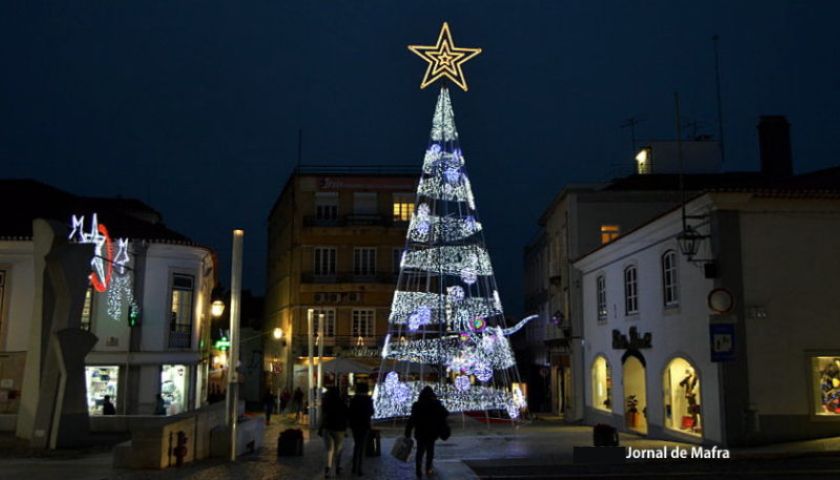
left=68, top=214, right=132, bottom=296
left=375, top=85, right=525, bottom=421
left=106, top=273, right=135, bottom=321
left=447, top=286, right=465, bottom=302
left=471, top=317, right=487, bottom=333
left=401, top=246, right=493, bottom=276
left=408, top=22, right=482, bottom=92
left=455, top=375, right=471, bottom=392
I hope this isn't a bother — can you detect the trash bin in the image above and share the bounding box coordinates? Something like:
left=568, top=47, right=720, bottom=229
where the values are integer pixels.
left=593, top=423, right=619, bottom=447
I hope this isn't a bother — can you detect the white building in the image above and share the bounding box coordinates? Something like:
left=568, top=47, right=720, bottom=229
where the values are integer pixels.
left=575, top=186, right=840, bottom=446
left=0, top=181, right=215, bottom=441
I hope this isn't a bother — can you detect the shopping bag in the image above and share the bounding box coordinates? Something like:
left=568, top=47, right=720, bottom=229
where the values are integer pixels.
left=391, top=436, right=414, bottom=462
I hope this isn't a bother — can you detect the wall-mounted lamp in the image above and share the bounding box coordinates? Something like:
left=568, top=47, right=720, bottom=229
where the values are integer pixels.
left=211, top=300, right=226, bottom=318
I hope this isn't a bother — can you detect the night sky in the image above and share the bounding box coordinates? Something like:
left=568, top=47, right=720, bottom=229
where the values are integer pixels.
left=2, top=1, right=838, bottom=315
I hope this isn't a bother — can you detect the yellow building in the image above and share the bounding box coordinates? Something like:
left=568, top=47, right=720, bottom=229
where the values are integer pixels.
left=264, top=166, right=416, bottom=393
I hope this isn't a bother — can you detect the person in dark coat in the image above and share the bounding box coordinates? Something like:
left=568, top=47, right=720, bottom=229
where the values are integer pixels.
left=263, top=390, right=276, bottom=425
left=293, top=386, right=304, bottom=421
left=102, top=395, right=116, bottom=415
left=405, top=386, right=449, bottom=478
left=280, top=388, right=291, bottom=412
left=319, top=387, right=349, bottom=478
left=348, top=383, right=375, bottom=476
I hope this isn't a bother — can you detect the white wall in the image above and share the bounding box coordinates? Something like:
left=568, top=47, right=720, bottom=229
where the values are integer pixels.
left=577, top=203, right=723, bottom=444
left=739, top=206, right=840, bottom=416
left=0, top=241, right=35, bottom=352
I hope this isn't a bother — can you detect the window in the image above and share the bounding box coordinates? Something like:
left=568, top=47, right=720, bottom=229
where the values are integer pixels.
left=601, top=225, right=620, bottom=244
left=80, top=287, right=94, bottom=331
left=392, top=193, right=415, bottom=222
left=624, top=266, right=638, bottom=315
left=662, top=357, right=701, bottom=435
left=85, top=366, right=119, bottom=415
left=314, top=247, right=337, bottom=276
left=662, top=250, right=679, bottom=307
left=812, top=356, right=840, bottom=416
left=393, top=248, right=403, bottom=274
left=161, top=364, right=189, bottom=415
left=596, top=275, right=607, bottom=323
left=315, top=192, right=338, bottom=220
left=353, top=192, right=377, bottom=214
left=354, top=248, right=376, bottom=276
left=310, top=308, right=336, bottom=337
left=591, top=356, right=612, bottom=412
left=352, top=309, right=375, bottom=337
left=635, top=147, right=651, bottom=175
left=169, top=274, right=194, bottom=348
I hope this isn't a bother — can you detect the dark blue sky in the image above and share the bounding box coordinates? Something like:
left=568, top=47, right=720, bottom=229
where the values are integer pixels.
left=2, top=1, right=838, bottom=314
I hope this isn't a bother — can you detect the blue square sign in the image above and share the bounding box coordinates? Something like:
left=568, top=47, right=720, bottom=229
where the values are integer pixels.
left=709, top=323, right=735, bottom=362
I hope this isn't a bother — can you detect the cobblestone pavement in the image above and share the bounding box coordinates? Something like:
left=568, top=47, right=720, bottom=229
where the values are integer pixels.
left=4, top=414, right=840, bottom=480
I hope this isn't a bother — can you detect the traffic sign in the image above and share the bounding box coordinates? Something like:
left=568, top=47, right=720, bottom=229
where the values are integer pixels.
left=709, top=323, right=735, bottom=362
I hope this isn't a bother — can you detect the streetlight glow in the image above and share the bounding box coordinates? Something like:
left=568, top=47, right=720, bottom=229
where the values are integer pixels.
left=211, top=300, right=225, bottom=318
left=273, top=327, right=283, bottom=340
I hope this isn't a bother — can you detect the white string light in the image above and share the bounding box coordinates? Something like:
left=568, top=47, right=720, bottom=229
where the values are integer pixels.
left=401, top=245, right=494, bottom=276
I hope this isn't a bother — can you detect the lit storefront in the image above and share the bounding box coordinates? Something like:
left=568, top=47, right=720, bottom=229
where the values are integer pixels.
left=662, top=357, right=702, bottom=436
left=813, top=356, right=840, bottom=416
left=591, top=355, right=612, bottom=412
left=161, top=364, right=189, bottom=415
left=86, top=366, right=119, bottom=415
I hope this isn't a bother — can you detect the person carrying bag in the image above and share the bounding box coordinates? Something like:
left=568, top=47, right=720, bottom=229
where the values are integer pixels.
left=404, top=386, right=449, bottom=479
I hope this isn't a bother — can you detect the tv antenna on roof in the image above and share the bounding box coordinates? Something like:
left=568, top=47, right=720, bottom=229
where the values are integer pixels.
left=620, top=115, right=647, bottom=156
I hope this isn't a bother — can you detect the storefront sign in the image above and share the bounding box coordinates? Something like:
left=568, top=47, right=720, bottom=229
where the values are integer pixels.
left=612, top=326, right=652, bottom=350
left=709, top=323, right=735, bottom=362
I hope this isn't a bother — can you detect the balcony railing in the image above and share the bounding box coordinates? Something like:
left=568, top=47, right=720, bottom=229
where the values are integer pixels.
left=301, top=273, right=398, bottom=284
left=168, top=323, right=192, bottom=349
left=303, top=215, right=409, bottom=228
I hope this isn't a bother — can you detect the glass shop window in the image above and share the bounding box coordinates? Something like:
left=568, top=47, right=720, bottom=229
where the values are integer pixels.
left=813, top=356, right=840, bottom=416
left=591, top=355, right=612, bottom=412
left=161, top=364, right=190, bottom=415
left=85, top=366, right=119, bottom=415
left=662, top=357, right=702, bottom=436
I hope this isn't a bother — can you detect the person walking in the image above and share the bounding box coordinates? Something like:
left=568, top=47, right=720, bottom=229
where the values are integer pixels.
left=280, top=388, right=291, bottom=413
left=263, top=390, right=276, bottom=425
left=348, top=383, right=374, bottom=476
left=405, top=386, right=449, bottom=479
left=293, top=386, right=304, bottom=421
left=318, top=387, right=348, bottom=478
left=102, top=395, right=116, bottom=415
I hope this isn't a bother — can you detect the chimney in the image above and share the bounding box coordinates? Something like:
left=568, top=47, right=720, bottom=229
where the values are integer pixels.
left=757, top=115, right=793, bottom=177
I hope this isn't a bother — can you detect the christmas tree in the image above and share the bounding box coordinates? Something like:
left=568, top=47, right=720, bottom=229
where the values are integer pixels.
left=373, top=24, right=530, bottom=420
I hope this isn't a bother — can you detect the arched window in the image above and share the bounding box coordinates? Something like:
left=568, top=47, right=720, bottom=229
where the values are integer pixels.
left=662, top=251, right=679, bottom=307
left=591, top=356, right=612, bottom=411
left=624, top=266, right=638, bottom=314
left=662, top=357, right=701, bottom=436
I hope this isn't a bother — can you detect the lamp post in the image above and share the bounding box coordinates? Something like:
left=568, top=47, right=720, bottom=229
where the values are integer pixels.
left=307, top=309, right=315, bottom=428
left=227, top=229, right=244, bottom=462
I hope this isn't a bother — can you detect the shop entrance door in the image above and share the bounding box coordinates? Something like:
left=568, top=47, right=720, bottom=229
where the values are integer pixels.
left=622, top=352, right=647, bottom=434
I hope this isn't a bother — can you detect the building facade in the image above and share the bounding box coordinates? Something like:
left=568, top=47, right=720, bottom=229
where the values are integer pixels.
left=0, top=181, right=215, bottom=441
left=575, top=189, right=840, bottom=446
left=521, top=185, right=683, bottom=419
left=264, top=167, right=415, bottom=394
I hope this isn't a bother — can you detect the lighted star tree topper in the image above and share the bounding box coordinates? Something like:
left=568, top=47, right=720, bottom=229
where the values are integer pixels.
left=373, top=25, right=532, bottom=421
left=408, top=22, right=482, bottom=92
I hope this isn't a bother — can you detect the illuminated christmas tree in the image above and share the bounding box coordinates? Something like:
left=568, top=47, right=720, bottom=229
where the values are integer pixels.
left=373, top=23, right=531, bottom=420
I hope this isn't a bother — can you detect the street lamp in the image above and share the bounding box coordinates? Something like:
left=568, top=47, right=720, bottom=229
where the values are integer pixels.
left=273, top=327, right=283, bottom=340
left=211, top=300, right=226, bottom=318
left=676, top=225, right=704, bottom=260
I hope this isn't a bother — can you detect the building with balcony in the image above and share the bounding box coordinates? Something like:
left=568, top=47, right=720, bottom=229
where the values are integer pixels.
left=0, top=180, right=215, bottom=442
left=264, top=166, right=416, bottom=395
